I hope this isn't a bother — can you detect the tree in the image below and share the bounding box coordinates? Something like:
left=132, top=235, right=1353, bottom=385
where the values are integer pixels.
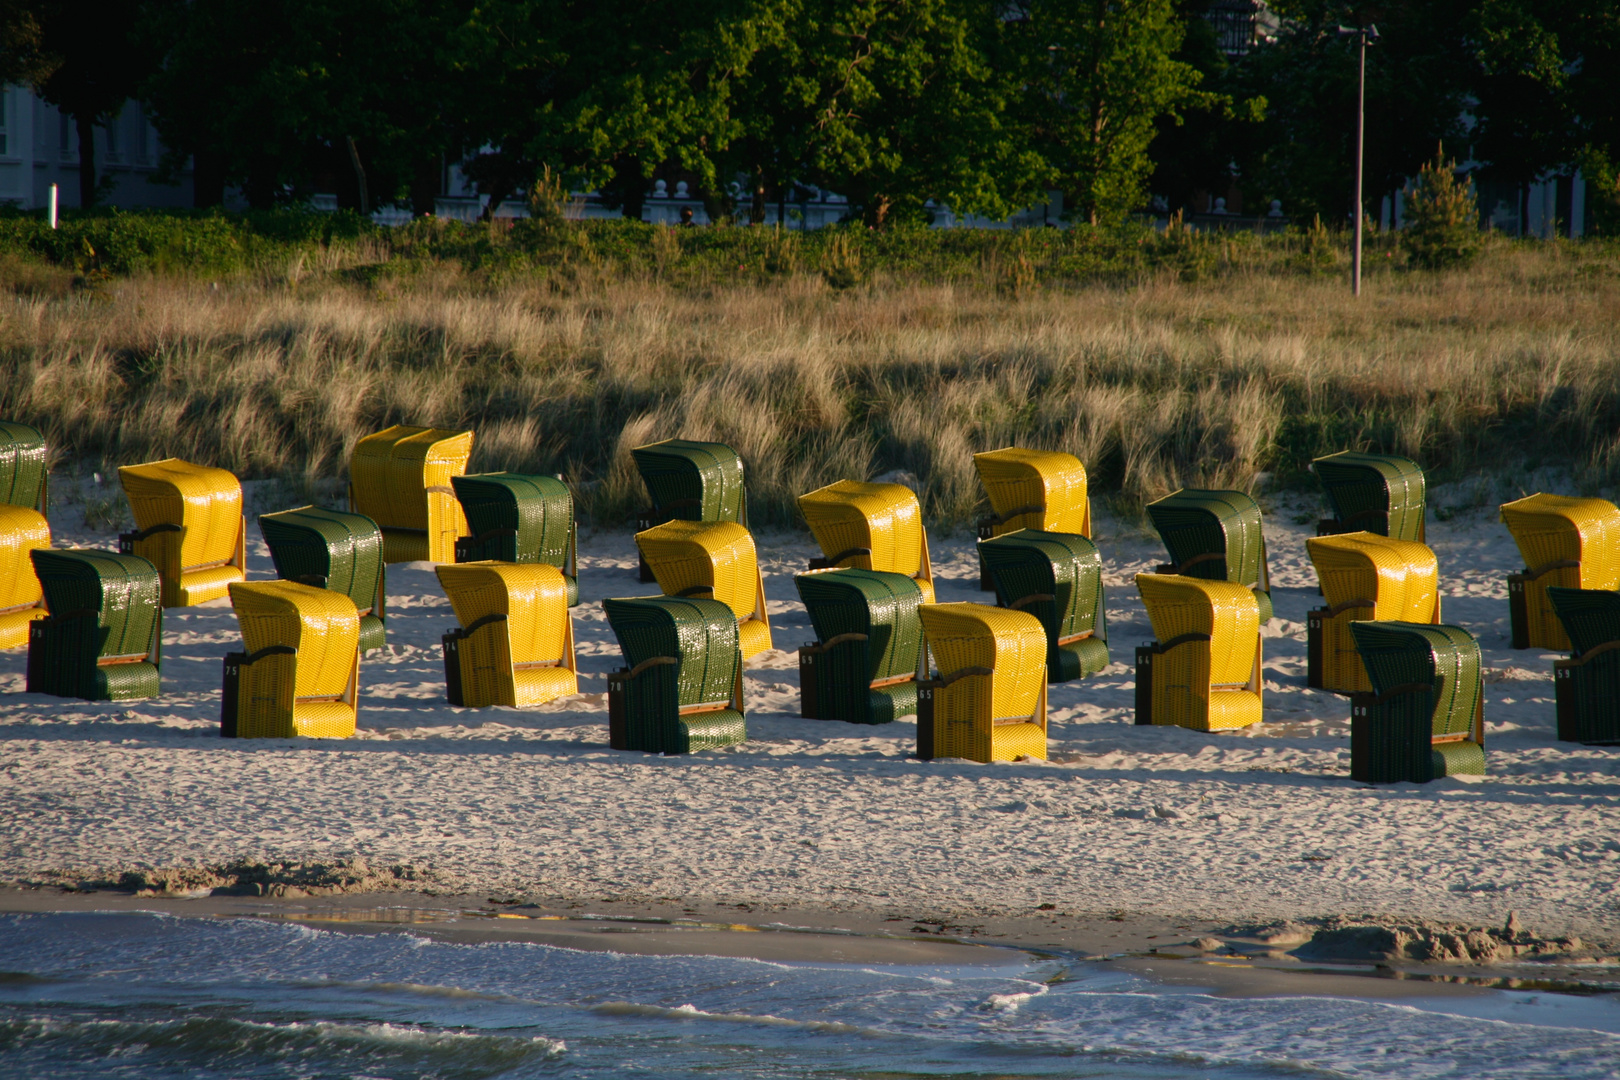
left=1015, top=0, right=1219, bottom=224
left=1403, top=149, right=1482, bottom=268
left=0, top=1, right=152, bottom=207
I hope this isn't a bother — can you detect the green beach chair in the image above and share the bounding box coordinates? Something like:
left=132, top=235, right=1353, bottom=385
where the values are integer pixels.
left=258, top=506, right=388, bottom=653
left=26, top=549, right=162, bottom=701
left=0, top=421, right=48, bottom=514
left=1547, top=586, right=1620, bottom=744
left=603, top=595, right=746, bottom=753
left=451, top=472, right=579, bottom=606
left=1313, top=450, right=1427, bottom=542
left=794, top=568, right=923, bottom=725
left=980, top=530, right=1109, bottom=682
left=1347, top=620, right=1484, bottom=783
left=631, top=439, right=746, bottom=582
left=1147, top=489, right=1273, bottom=623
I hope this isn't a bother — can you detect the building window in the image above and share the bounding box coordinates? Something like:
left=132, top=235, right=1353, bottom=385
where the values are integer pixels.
left=106, top=109, right=121, bottom=162
left=133, top=106, right=149, bottom=163
left=1206, top=0, right=1258, bottom=57
left=0, top=90, right=8, bottom=156
left=59, top=109, right=73, bottom=160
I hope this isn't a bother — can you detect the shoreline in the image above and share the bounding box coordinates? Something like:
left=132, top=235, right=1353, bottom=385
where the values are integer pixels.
left=4, top=885, right=1614, bottom=1003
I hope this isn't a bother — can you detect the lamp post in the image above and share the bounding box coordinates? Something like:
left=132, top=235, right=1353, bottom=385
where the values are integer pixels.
left=1338, top=23, right=1378, bottom=296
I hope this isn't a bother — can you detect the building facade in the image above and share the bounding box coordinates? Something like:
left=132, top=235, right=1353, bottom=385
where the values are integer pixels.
left=0, top=86, right=194, bottom=210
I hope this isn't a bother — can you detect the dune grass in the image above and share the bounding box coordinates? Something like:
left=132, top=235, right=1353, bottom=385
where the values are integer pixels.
left=1, top=232, right=1617, bottom=530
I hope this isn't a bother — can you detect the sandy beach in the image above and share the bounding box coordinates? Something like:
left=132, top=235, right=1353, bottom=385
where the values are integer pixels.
left=3, top=476, right=1618, bottom=964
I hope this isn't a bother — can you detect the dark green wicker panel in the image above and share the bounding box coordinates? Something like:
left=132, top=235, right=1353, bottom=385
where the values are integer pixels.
left=28, top=548, right=161, bottom=700
left=1547, top=587, right=1620, bottom=657
left=1313, top=451, right=1427, bottom=542
left=1348, top=619, right=1483, bottom=783
left=1547, top=587, right=1620, bottom=743
left=979, top=529, right=1109, bottom=682
left=1146, top=488, right=1271, bottom=621
left=677, top=710, right=748, bottom=752
left=631, top=440, right=745, bottom=523
left=0, top=421, right=47, bottom=511
left=452, top=472, right=573, bottom=566
left=604, top=596, right=741, bottom=707
left=259, top=506, right=386, bottom=652
left=794, top=569, right=923, bottom=725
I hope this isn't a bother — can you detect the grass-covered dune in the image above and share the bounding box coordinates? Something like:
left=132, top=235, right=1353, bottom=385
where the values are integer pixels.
left=1, top=209, right=1617, bottom=528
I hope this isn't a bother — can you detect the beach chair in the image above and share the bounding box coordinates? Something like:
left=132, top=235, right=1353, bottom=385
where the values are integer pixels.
left=0, top=505, right=50, bottom=650
left=0, top=421, right=48, bottom=513
left=1500, top=494, right=1620, bottom=652
left=451, top=472, right=579, bottom=606
left=972, top=447, right=1090, bottom=589
left=117, top=458, right=246, bottom=608
left=603, top=595, right=747, bottom=753
left=794, top=568, right=924, bottom=725
left=434, top=561, right=578, bottom=709
left=349, top=425, right=474, bottom=564
left=635, top=519, right=772, bottom=659
left=1133, top=574, right=1262, bottom=732
left=915, top=602, right=1047, bottom=762
left=1147, top=488, right=1273, bottom=623
left=979, top=529, right=1109, bottom=683
left=258, top=506, right=388, bottom=653
left=632, top=439, right=746, bottom=582
left=1348, top=620, right=1484, bottom=783
left=222, top=580, right=359, bottom=739
left=1547, top=587, right=1620, bottom=744
left=1306, top=532, right=1440, bottom=695
left=1312, top=450, right=1426, bottom=542
left=798, top=480, right=935, bottom=603
left=26, top=549, right=162, bottom=701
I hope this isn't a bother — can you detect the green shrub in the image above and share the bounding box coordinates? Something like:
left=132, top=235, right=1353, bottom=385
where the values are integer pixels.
left=1403, top=151, right=1483, bottom=270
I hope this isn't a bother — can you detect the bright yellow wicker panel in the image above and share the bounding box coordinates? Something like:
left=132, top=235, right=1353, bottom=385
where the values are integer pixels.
left=636, top=519, right=773, bottom=658
left=351, top=425, right=474, bottom=564
left=973, top=448, right=1090, bottom=537
left=1306, top=532, right=1440, bottom=693
left=798, top=480, right=928, bottom=579
left=992, top=722, right=1048, bottom=761
left=435, top=561, right=577, bottom=707
left=228, top=580, right=359, bottom=739
left=0, top=504, right=48, bottom=650
left=118, top=458, right=245, bottom=606
left=1135, top=573, right=1261, bottom=732
left=1501, top=493, right=1620, bottom=650
left=920, top=600, right=1047, bottom=747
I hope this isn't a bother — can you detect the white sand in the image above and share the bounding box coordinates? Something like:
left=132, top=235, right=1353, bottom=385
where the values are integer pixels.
left=2, top=480, right=1617, bottom=939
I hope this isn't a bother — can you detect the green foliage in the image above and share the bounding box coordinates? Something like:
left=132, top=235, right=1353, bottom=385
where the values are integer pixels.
left=1403, top=152, right=1483, bottom=269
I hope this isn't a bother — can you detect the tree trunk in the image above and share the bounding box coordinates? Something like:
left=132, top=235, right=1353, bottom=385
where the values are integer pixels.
left=346, top=136, right=370, bottom=216
left=192, top=148, right=226, bottom=207
left=74, top=114, right=96, bottom=208
left=410, top=155, right=440, bottom=217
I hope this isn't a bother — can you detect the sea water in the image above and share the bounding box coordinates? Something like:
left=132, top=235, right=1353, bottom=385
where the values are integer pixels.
left=0, top=912, right=1617, bottom=1079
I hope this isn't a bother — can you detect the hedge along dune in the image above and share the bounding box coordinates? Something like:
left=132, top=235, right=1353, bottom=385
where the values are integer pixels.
left=1, top=238, right=1618, bottom=529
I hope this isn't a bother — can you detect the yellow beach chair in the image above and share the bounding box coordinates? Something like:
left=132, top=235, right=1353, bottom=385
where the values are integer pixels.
left=915, top=602, right=1048, bottom=762
left=798, top=480, right=935, bottom=603
left=350, top=425, right=474, bottom=564
left=0, top=504, right=49, bottom=649
left=1500, top=494, right=1620, bottom=651
left=223, top=580, right=359, bottom=739
left=118, top=458, right=246, bottom=607
left=1134, top=574, right=1262, bottom=731
left=434, top=561, right=578, bottom=708
left=973, top=447, right=1090, bottom=589
left=636, top=519, right=772, bottom=660
left=1305, top=532, right=1440, bottom=695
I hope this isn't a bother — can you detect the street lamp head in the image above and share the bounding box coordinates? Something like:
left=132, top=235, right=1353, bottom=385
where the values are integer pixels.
left=1336, top=24, right=1379, bottom=43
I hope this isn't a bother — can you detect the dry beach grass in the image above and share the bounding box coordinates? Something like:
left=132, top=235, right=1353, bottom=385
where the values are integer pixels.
left=2, top=239, right=1618, bottom=529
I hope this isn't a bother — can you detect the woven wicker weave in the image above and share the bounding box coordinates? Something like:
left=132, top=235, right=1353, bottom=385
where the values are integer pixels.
left=1546, top=587, right=1620, bottom=744
left=0, top=421, right=47, bottom=513
left=972, top=448, right=1091, bottom=537
left=1306, top=531, right=1440, bottom=695
left=1313, top=450, right=1427, bottom=542
left=259, top=506, right=387, bottom=653
left=798, top=480, right=935, bottom=603
left=1134, top=574, right=1262, bottom=732
left=632, top=439, right=746, bottom=524
left=916, top=602, right=1047, bottom=762
left=0, top=505, right=49, bottom=650
left=794, top=568, right=923, bottom=725
left=350, top=425, right=474, bottom=564
left=1348, top=620, right=1484, bottom=782
left=1147, top=488, right=1273, bottom=623
left=225, top=580, right=359, bottom=738
left=434, top=561, right=577, bottom=708
left=451, top=473, right=578, bottom=605
left=27, top=548, right=162, bottom=700
left=117, top=458, right=245, bottom=607
left=1500, top=494, right=1620, bottom=651
left=979, top=529, right=1109, bottom=683
left=603, top=595, right=746, bottom=753
left=636, top=519, right=772, bottom=659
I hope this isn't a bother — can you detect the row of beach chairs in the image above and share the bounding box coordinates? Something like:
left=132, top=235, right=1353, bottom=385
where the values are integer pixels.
left=3, top=419, right=1618, bottom=785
